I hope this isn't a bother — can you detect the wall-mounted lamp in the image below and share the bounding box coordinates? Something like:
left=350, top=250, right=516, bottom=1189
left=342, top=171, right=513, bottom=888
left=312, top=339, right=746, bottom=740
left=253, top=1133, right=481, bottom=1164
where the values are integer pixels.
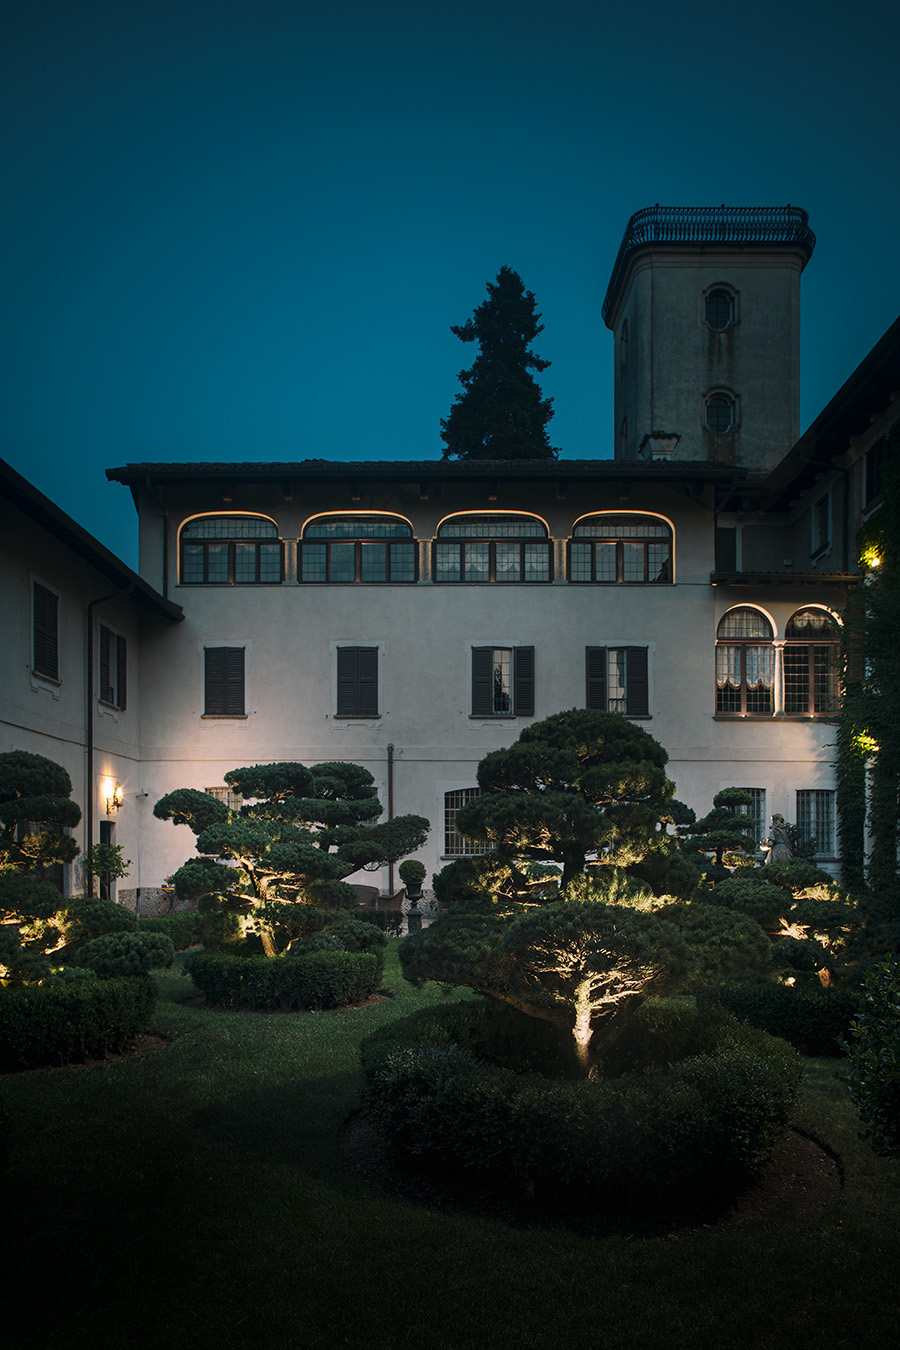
left=104, top=779, right=125, bottom=814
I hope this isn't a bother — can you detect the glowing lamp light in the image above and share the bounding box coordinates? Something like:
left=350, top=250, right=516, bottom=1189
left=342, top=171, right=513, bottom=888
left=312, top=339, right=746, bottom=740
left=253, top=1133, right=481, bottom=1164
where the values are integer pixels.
left=860, top=544, right=883, bottom=570
left=103, top=779, right=125, bottom=814
left=853, top=731, right=880, bottom=756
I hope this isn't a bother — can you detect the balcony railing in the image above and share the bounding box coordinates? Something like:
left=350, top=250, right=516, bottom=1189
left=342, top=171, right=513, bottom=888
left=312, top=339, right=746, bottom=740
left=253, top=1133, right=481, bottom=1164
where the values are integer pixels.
left=602, top=205, right=816, bottom=323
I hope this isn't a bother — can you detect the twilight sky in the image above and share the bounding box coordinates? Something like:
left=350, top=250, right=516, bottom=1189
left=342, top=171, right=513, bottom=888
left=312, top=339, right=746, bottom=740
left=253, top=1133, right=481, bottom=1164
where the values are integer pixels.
left=3, top=0, right=898, bottom=571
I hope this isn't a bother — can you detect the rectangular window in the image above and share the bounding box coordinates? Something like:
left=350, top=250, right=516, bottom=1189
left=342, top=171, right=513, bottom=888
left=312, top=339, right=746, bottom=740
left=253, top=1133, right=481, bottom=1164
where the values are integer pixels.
left=471, top=646, right=534, bottom=717
left=715, top=527, right=737, bottom=572
left=204, top=647, right=245, bottom=716
left=33, top=582, right=59, bottom=680
left=299, top=541, right=415, bottom=583
left=206, top=786, right=244, bottom=813
left=99, top=624, right=127, bottom=709
left=796, top=790, right=836, bottom=858
left=585, top=647, right=649, bottom=716
left=444, top=789, right=490, bottom=857
left=736, top=788, right=766, bottom=848
left=336, top=647, right=379, bottom=718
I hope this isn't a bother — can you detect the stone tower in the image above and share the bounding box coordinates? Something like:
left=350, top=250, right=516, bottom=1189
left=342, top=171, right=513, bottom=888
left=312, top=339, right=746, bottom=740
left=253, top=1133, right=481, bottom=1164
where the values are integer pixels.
left=602, top=205, right=816, bottom=472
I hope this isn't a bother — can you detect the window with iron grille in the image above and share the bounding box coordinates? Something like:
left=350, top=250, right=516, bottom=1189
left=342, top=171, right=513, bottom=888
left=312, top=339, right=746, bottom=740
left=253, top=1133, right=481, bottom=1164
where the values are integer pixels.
left=796, top=790, right=836, bottom=858
left=568, top=515, right=671, bottom=584
left=586, top=647, right=649, bottom=716
left=716, top=608, right=774, bottom=715
left=300, top=516, right=416, bottom=583
left=735, top=789, right=766, bottom=849
left=181, top=516, right=283, bottom=584
left=471, top=646, right=534, bottom=717
left=444, top=789, right=489, bottom=857
left=783, top=609, right=840, bottom=716
left=99, top=624, right=126, bottom=709
left=435, top=516, right=551, bottom=583
left=204, top=647, right=245, bottom=716
left=33, top=581, right=59, bottom=680
left=336, top=647, right=379, bottom=718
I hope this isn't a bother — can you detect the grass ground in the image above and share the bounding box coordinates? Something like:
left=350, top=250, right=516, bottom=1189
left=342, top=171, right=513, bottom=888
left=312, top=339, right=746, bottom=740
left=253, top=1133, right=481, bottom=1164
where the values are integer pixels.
left=2, top=943, right=899, bottom=1350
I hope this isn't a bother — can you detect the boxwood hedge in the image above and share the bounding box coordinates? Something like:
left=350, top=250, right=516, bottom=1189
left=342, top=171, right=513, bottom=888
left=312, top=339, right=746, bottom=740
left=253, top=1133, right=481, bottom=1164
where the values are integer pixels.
left=360, top=999, right=801, bottom=1202
left=183, top=948, right=380, bottom=1010
left=0, top=974, right=158, bottom=1070
left=699, top=980, right=861, bottom=1054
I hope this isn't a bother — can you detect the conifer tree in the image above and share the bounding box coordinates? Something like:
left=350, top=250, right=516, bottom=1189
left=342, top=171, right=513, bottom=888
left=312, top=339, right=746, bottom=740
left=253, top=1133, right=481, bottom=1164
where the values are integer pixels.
left=440, top=266, right=558, bottom=460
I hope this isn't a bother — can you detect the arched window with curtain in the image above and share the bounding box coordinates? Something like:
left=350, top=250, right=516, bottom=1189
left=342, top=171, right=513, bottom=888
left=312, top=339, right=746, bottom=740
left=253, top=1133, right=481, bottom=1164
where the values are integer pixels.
left=716, top=608, right=774, bottom=715
left=568, top=514, right=671, bottom=584
left=181, top=516, right=283, bottom=584
left=783, top=609, right=841, bottom=715
left=299, top=515, right=416, bottom=583
left=434, top=515, right=551, bottom=583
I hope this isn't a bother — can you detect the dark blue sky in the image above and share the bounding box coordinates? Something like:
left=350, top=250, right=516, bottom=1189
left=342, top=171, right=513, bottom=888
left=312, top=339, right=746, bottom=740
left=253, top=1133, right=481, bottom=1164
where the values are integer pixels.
left=3, top=0, right=898, bottom=571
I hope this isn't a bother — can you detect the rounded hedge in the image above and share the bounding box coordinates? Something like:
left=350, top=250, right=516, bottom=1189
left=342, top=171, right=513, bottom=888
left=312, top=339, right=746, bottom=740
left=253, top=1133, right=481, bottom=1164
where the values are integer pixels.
left=0, top=975, right=158, bottom=1070
left=75, top=931, right=175, bottom=977
left=700, top=980, right=861, bottom=1055
left=183, top=948, right=380, bottom=1010
left=360, top=999, right=801, bottom=1202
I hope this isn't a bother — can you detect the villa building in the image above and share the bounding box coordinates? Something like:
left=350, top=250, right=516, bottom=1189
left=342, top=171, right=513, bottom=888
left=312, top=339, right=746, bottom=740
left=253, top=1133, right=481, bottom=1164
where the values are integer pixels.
left=2, top=206, right=897, bottom=907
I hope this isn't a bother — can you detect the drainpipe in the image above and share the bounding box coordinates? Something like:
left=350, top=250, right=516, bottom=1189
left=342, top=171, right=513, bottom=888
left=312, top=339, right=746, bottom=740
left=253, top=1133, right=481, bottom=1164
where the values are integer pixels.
left=387, top=744, right=395, bottom=898
left=84, top=588, right=133, bottom=896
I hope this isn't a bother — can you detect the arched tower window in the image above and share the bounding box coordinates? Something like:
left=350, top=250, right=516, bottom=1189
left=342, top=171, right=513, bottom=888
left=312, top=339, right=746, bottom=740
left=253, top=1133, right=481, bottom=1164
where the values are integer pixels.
left=716, top=608, right=774, bottom=715
left=299, top=515, right=415, bottom=583
left=180, top=515, right=282, bottom=585
left=434, top=515, right=551, bottom=583
left=784, top=609, right=841, bottom=715
left=568, top=514, right=671, bottom=584
left=706, top=392, right=735, bottom=434
left=705, top=287, right=735, bottom=331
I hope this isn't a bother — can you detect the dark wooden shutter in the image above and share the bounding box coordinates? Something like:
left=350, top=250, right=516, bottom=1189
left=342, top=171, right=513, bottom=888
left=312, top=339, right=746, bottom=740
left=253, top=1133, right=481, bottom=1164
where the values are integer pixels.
left=626, top=646, right=649, bottom=716
left=100, top=625, right=113, bottom=702
left=33, top=583, right=58, bottom=679
left=205, top=647, right=244, bottom=716
left=471, top=648, right=493, bottom=716
left=715, top=527, right=737, bottom=572
left=337, top=647, right=378, bottom=717
left=513, top=646, right=534, bottom=717
left=117, top=635, right=127, bottom=709
left=585, top=647, right=607, bottom=710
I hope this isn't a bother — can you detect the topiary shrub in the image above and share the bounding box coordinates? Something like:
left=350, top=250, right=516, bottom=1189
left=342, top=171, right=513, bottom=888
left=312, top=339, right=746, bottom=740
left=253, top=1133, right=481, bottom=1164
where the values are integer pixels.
left=360, top=1000, right=801, bottom=1204
left=700, top=980, right=861, bottom=1055
left=0, top=975, right=157, bottom=1070
left=73, top=931, right=175, bottom=978
left=183, top=948, right=379, bottom=1010
left=59, top=898, right=138, bottom=951
left=844, top=957, right=900, bottom=1155
left=140, top=912, right=205, bottom=950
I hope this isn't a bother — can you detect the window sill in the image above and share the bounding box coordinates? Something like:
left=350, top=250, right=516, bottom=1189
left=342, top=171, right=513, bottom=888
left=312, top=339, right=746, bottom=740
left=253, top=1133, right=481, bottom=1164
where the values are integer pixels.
left=201, top=714, right=249, bottom=720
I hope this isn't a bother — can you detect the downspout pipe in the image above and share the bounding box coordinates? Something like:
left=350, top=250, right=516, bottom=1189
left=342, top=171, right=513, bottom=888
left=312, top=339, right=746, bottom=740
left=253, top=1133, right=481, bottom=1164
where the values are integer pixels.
left=84, top=588, right=133, bottom=897
left=387, top=744, right=395, bottom=898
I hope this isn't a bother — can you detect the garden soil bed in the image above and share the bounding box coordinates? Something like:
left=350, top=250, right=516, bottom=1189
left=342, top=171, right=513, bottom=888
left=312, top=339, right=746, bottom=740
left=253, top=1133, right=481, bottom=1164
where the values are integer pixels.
left=342, top=1113, right=842, bottom=1237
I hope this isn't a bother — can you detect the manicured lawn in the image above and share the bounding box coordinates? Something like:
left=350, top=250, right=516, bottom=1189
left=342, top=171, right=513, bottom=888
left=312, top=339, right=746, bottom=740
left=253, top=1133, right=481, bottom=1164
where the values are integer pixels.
left=2, top=944, right=899, bottom=1350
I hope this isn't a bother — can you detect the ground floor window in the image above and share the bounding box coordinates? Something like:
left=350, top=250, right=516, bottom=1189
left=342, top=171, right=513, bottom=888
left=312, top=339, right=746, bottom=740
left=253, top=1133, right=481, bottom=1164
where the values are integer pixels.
left=444, top=789, right=489, bottom=857
left=796, top=790, right=836, bottom=858
left=585, top=646, right=649, bottom=716
left=736, top=788, right=766, bottom=849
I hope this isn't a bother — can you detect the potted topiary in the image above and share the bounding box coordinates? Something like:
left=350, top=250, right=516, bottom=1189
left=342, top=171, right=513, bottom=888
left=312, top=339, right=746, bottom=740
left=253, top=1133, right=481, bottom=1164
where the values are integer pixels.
left=398, top=859, right=426, bottom=903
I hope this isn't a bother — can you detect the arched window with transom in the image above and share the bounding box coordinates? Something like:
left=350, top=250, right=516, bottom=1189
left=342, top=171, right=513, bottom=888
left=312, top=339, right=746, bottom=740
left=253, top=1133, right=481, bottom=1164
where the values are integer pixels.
left=568, top=514, right=671, bottom=584
left=716, top=608, right=774, bottom=715
left=299, top=515, right=416, bottom=583
left=180, top=515, right=283, bottom=585
left=784, top=609, right=841, bottom=715
left=434, top=515, right=551, bottom=583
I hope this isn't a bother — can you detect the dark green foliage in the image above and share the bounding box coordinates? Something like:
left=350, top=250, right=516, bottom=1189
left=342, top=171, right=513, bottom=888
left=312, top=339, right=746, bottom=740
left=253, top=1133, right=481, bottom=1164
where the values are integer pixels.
left=183, top=948, right=379, bottom=1010
left=657, top=902, right=772, bottom=988
left=139, top=911, right=205, bottom=950
left=360, top=1004, right=800, bottom=1199
left=678, top=787, right=760, bottom=876
left=0, top=975, right=157, bottom=1070
left=440, top=266, right=558, bottom=461
left=60, top=897, right=138, bottom=949
left=73, top=931, right=175, bottom=978
left=844, top=956, right=900, bottom=1154
left=701, top=980, right=862, bottom=1055
left=155, top=760, right=428, bottom=956
left=398, top=859, right=426, bottom=885
left=353, top=910, right=404, bottom=938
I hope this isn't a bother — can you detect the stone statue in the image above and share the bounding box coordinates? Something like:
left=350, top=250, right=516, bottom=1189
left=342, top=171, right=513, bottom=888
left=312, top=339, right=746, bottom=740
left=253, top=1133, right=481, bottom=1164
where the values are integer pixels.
left=764, top=814, right=793, bottom=864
